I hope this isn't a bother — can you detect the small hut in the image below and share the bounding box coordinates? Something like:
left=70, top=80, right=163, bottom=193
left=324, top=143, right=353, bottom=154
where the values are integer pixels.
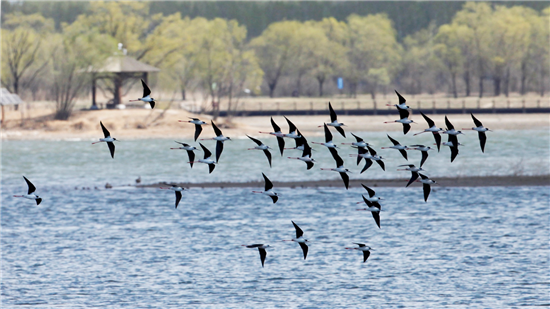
left=0, top=88, right=23, bottom=126
left=91, top=50, right=160, bottom=109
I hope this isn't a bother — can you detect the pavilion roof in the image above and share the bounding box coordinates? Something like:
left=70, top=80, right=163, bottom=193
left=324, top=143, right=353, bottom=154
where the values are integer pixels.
left=94, top=55, right=160, bottom=73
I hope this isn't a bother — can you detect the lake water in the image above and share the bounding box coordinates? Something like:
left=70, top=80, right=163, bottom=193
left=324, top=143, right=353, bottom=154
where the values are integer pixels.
left=1, top=129, right=549, bottom=307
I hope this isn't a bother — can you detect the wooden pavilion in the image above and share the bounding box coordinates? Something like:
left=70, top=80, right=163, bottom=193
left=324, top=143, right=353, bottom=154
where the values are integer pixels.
left=91, top=54, right=160, bottom=109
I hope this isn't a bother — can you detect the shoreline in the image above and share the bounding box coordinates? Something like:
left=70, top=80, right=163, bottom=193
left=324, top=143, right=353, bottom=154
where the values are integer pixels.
left=137, top=175, right=549, bottom=189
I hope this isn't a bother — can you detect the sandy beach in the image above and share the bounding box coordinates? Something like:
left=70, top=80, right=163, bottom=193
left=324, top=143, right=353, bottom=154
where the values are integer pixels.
left=1, top=105, right=548, bottom=141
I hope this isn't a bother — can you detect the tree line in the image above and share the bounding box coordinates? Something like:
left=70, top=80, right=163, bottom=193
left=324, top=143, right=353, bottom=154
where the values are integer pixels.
left=1, top=2, right=548, bottom=120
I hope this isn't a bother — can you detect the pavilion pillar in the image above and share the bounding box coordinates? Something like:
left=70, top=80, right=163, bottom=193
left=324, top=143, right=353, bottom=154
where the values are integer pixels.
left=91, top=74, right=97, bottom=109
left=114, top=73, right=122, bottom=105
left=142, top=72, right=148, bottom=85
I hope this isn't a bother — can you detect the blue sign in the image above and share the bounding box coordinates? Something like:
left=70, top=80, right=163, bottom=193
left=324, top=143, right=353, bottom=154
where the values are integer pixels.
left=337, top=77, right=344, bottom=90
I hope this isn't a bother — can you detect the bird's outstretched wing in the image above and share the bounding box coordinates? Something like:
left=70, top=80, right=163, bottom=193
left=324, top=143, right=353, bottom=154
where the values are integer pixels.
left=23, top=176, right=36, bottom=194
left=395, top=90, right=406, bottom=104
left=258, top=248, right=267, bottom=267
left=107, top=142, right=115, bottom=159
left=194, top=124, right=203, bottom=142
left=420, top=111, right=435, bottom=128
left=100, top=121, right=111, bottom=138
left=291, top=221, right=304, bottom=239
left=329, top=102, right=337, bottom=123
left=299, top=242, right=308, bottom=260
left=199, top=143, right=212, bottom=159
left=215, top=141, right=224, bottom=163
left=175, top=191, right=182, bottom=209
left=247, top=135, right=263, bottom=146
left=262, top=173, right=274, bottom=191
left=141, top=79, right=151, bottom=97
left=471, top=113, right=483, bottom=127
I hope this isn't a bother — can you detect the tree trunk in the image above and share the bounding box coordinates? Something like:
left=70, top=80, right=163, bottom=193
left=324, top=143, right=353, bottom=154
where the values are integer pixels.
left=181, top=88, right=186, bottom=101
left=493, top=76, right=501, bottom=96
left=463, top=70, right=470, bottom=97
left=317, top=76, right=325, bottom=97
left=504, top=67, right=510, bottom=97
left=540, top=67, right=545, bottom=97
left=479, top=76, right=484, bottom=98
left=451, top=72, right=458, bottom=98
left=268, top=81, right=276, bottom=98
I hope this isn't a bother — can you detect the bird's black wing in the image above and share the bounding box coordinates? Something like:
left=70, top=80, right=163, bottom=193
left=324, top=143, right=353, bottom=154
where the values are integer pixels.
left=211, top=120, right=222, bottom=137
left=199, top=143, right=212, bottom=159
left=149, top=101, right=155, bottom=109
left=423, top=183, right=431, bottom=202
left=285, top=116, right=297, bottom=133
left=329, top=148, right=343, bottom=167
left=295, top=131, right=306, bottom=147
left=270, top=195, right=278, bottom=204
left=406, top=171, right=419, bottom=187
left=478, top=131, right=487, bottom=153
left=107, top=142, right=115, bottom=159
left=371, top=212, right=381, bottom=229
left=36, top=198, right=42, bottom=205
left=419, top=173, right=429, bottom=180
left=270, top=117, right=281, bottom=133
left=433, top=132, right=441, bottom=152
left=208, top=163, right=215, bottom=174
left=351, top=133, right=363, bottom=143
left=262, top=173, right=273, bottom=191
left=395, top=90, right=406, bottom=104
left=175, top=191, right=182, bottom=209
left=362, top=195, right=374, bottom=207
left=292, top=221, right=304, bottom=239
left=361, top=159, right=373, bottom=174
left=367, top=146, right=377, bottom=156
left=329, top=101, right=337, bottom=123
left=247, top=135, right=263, bottom=146
left=361, top=184, right=376, bottom=198
left=305, top=161, right=314, bottom=170
left=335, top=125, right=346, bottom=138
left=194, top=124, right=203, bottom=141
left=357, top=147, right=367, bottom=165
left=100, top=121, right=110, bottom=138
left=445, top=116, right=454, bottom=130
left=398, top=148, right=408, bottom=160
left=215, top=141, right=224, bottom=163
left=387, top=134, right=400, bottom=146
left=263, top=149, right=272, bottom=168
left=340, top=172, right=350, bottom=190
left=420, top=111, right=435, bottom=128
left=363, top=250, right=371, bottom=263
left=277, top=136, right=285, bottom=156
left=23, top=176, right=36, bottom=194
left=376, top=160, right=385, bottom=171
left=141, top=79, right=151, bottom=97
left=187, top=150, right=195, bottom=168
left=323, top=123, right=333, bottom=143
left=354, top=243, right=366, bottom=247
left=303, top=144, right=312, bottom=158
left=420, top=151, right=429, bottom=167
left=450, top=145, right=459, bottom=162
left=398, top=108, right=410, bottom=119
left=403, top=123, right=411, bottom=135
left=471, top=113, right=483, bottom=127
left=299, top=242, right=308, bottom=260
left=258, top=248, right=267, bottom=267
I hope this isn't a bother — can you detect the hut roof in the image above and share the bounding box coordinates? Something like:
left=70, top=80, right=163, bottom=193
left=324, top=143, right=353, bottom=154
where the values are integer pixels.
left=0, top=88, right=23, bottom=105
left=95, top=55, right=160, bottom=73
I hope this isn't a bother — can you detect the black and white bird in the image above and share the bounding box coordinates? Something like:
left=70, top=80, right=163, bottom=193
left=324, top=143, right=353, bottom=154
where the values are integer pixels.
left=442, top=134, right=461, bottom=162
left=252, top=173, right=279, bottom=203
left=384, top=108, right=414, bottom=134
left=282, top=116, right=302, bottom=139
left=159, top=184, right=184, bottom=209
left=171, top=141, right=198, bottom=168
left=418, top=173, right=436, bottom=202
left=321, top=148, right=351, bottom=189
left=356, top=195, right=381, bottom=228
left=320, top=102, right=346, bottom=137
left=358, top=184, right=384, bottom=205
left=129, top=79, right=155, bottom=109
left=247, top=135, right=272, bottom=167
left=312, top=123, right=338, bottom=149
left=288, top=143, right=316, bottom=170
left=201, top=121, right=231, bottom=163
left=387, top=90, right=410, bottom=110
left=342, top=133, right=371, bottom=165
left=242, top=244, right=270, bottom=268
left=345, top=243, right=373, bottom=263
left=189, top=143, right=216, bottom=173
left=406, top=145, right=433, bottom=168
left=463, top=113, right=491, bottom=153
left=285, top=130, right=308, bottom=152
left=352, top=146, right=384, bottom=174
left=13, top=176, right=42, bottom=205
left=259, top=117, right=286, bottom=156
left=442, top=116, right=464, bottom=137
left=283, top=221, right=309, bottom=260
left=381, top=134, right=408, bottom=160
left=397, top=164, right=425, bottom=187
left=415, top=112, right=443, bottom=151
left=92, top=121, right=117, bottom=158
left=180, top=118, right=207, bottom=141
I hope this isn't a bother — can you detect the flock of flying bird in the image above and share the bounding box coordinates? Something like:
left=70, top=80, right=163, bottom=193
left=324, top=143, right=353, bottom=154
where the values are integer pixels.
left=13, top=80, right=492, bottom=267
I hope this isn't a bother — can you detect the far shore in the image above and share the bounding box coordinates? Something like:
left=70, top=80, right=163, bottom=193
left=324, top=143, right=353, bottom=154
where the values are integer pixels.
left=1, top=105, right=548, bottom=141
left=135, top=175, right=549, bottom=189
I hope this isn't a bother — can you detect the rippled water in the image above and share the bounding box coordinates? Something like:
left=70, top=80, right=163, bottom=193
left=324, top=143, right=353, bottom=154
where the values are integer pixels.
left=1, top=129, right=549, bottom=307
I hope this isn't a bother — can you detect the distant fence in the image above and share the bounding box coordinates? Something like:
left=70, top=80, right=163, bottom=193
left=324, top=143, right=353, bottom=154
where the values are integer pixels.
left=194, top=97, right=549, bottom=117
